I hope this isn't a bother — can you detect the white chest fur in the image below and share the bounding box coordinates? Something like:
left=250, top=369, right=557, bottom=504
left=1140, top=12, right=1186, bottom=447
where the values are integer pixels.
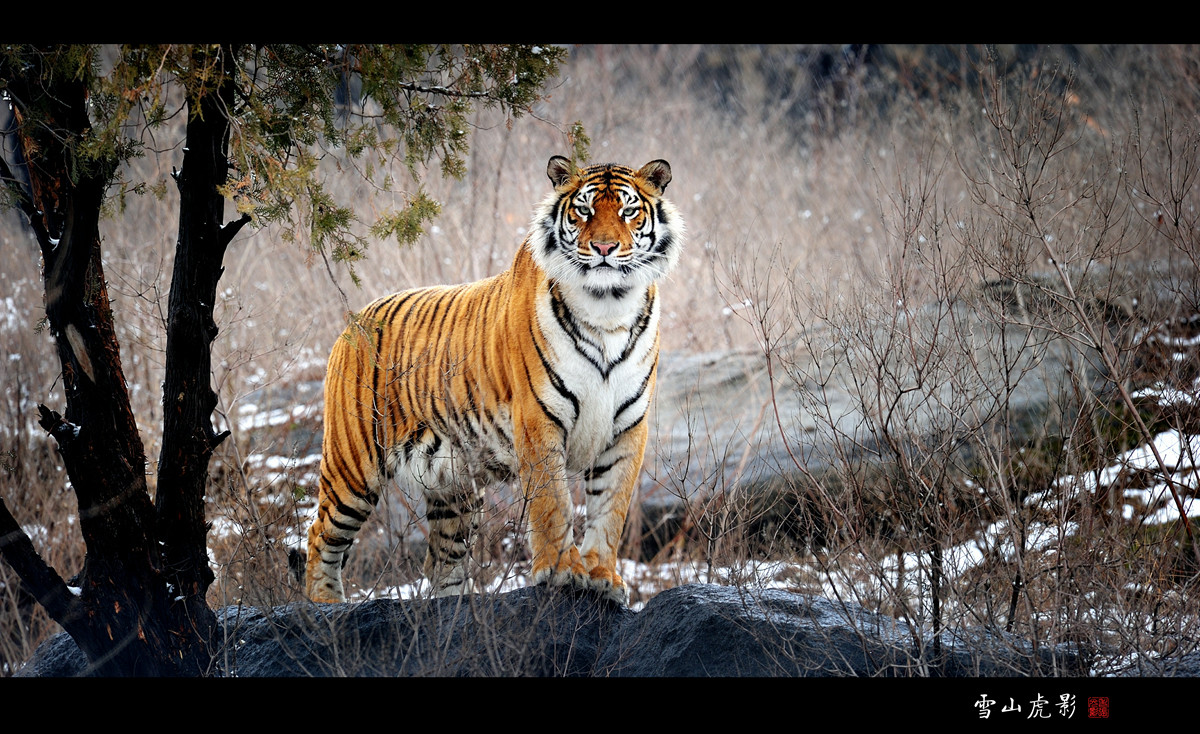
left=534, top=283, right=660, bottom=472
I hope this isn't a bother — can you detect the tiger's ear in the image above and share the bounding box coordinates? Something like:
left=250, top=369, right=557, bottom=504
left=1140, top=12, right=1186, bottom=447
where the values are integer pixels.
left=546, top=156, right=576, bottom=191
left=639, top=159, right=672, bottom=195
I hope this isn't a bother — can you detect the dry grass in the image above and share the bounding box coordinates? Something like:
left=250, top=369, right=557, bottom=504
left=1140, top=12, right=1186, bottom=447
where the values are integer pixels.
left=4, top=44, right=1200, bottom=675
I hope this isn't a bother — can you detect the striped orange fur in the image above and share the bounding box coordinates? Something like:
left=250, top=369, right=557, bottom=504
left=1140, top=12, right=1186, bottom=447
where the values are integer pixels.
left=305, top=156, right=684, bottom=604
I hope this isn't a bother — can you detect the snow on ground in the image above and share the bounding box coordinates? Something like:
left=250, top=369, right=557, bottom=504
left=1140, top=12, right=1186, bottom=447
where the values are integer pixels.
left=876, top=428, right=1200, bottom=588
left=235, top=402, right=321, bottom=433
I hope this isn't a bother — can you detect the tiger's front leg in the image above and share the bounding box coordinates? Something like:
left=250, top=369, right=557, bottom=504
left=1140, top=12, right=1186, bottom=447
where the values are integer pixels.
left=517, top=418, right=589, bottom=591
left=579, top=420, right=647, bottom=605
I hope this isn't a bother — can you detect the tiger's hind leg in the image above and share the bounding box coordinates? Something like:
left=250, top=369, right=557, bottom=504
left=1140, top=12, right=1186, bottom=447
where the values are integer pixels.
left=306, top=318, right=392, bottom=603
left=422, top=482, right=485, bottom=597
left=306, top=473, right=380, bottom=603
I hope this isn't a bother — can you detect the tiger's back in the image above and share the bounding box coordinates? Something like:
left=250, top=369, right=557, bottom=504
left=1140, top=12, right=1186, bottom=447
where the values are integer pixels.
left=306, top=156, right=684, bottom=604
left=323, top=277, right=521, bottom=494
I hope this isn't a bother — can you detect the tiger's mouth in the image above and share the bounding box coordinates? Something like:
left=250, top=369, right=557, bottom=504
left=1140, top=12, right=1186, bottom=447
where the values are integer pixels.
left=583, top=257, right=633, bottom=276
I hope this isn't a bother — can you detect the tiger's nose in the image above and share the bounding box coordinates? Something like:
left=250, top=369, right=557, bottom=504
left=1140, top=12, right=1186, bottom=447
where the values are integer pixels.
left=591, top=241, right=617, bottom=257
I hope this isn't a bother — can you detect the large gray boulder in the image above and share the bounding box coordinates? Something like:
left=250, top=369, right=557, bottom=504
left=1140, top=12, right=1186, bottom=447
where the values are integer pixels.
left=17, top=584, right=1100, bottom=677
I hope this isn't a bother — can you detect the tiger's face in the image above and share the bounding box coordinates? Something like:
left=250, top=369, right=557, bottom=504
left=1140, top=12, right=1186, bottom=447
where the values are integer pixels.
left=532, top=156, right=683, bottom=301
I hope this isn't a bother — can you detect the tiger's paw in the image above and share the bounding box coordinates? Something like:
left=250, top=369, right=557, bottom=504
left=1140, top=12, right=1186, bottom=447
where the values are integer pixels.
left=307, top=578, right=347, bottom=604
left=531, top=546, right=590, bottom=591
left=587, top=565, right=630, bottom=605
left=433, top=577, right=477, bottom=598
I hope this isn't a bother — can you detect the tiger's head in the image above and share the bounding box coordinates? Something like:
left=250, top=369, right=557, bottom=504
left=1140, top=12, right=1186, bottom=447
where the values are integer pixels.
left=530, top=156, right=684, bottom=304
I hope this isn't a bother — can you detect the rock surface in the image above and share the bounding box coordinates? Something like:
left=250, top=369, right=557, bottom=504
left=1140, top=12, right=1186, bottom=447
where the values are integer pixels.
left=18, top=584, right=1108, bottom=677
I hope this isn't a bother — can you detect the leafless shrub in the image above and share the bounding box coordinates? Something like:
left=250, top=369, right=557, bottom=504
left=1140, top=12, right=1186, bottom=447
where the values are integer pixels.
left=699, top=47, right=1200, bottom=674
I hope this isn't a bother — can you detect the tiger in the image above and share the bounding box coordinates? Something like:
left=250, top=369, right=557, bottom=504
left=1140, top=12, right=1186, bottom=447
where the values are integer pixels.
left=305, top=155, right=684, bottom=605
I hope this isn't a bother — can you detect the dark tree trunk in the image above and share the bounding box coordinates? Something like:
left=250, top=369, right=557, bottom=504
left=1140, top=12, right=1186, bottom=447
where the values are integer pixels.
left=0, top=45, right=246, bottom=676
left=154, top=43, right=247, bottom=668
left=0, top=48, right=189, bottom=676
